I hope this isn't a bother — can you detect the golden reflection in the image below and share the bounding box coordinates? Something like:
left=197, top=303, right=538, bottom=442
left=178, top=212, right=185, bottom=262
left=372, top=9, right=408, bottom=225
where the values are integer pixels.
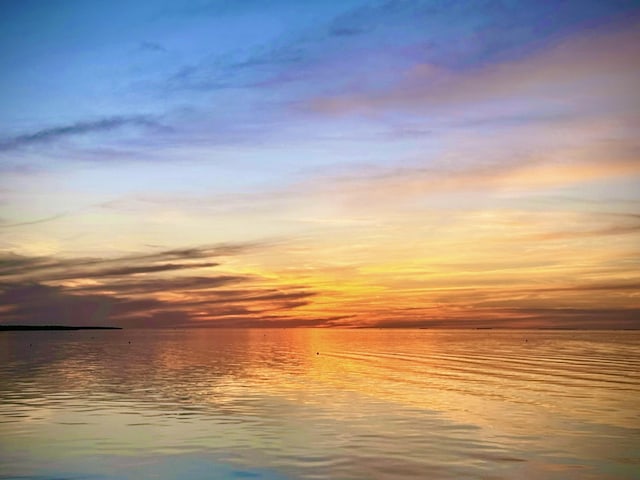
left=4, top=329, right=638, bottom=435
left=1, top=329, right=638, bottom=480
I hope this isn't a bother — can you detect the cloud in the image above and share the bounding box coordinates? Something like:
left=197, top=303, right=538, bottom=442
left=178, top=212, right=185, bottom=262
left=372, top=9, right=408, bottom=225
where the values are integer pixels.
left=139, top=41, right=167, bottom=53
left=291, top=141, right=640, bottom=214
left=0, top=244, right=255, bottom=281
left=163, top=38, right=311, bottom=93
left=190, top=314, right=351, bottom=329
left=74, top=275, right=246, bottom=295
left=329, top=1, right=639, bottom=64
left=536, top=281, right=640, bottom=293
left=0, top=115, right=166, bottom=152
left=72, top=261, right=219, bottom=279
left=0, top=282, right=119, bottom=326
left=127, top=1, right=640, bottom=161
left=530, top=223, right=640, bottom=242
left=493, top=307, right=640, bottom=329
left=328, top=25, right=370, bottom=37
left=0, top=243, right=319, bottom=328
left=0, top=212, right=71, bottom=228
left=166, top=65, right=235, bottom=92
left=0, top=279, right=319, bottom=328
left=167, top=0, right=639, bottom=97
left=307, top=21, right=640, bottom=121
left=367, top=307, right=640, bottom=329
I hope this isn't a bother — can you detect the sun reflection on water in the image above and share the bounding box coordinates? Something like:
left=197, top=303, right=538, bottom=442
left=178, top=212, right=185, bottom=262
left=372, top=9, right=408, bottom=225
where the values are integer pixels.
left=1, top=329, right=638, bottom=479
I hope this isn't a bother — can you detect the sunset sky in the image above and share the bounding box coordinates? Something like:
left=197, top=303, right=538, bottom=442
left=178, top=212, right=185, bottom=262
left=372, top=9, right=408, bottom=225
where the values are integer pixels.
left=1, top=0, right=639, bottom=328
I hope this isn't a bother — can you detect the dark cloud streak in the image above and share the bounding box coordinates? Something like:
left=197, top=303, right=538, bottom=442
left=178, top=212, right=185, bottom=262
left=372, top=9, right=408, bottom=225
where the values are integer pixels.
left=0, top=212, right=70, bottom=228
left=140, top=41, right=167, bottom=53
left=0, top=243, right=318, bottom=328
left=0, top=244, right=255, bottom=281
left=0, top=115, right=166, bottom=152
left=73, top=262, right=219, bottom=279
left=74, top=275, right=247, bottom=295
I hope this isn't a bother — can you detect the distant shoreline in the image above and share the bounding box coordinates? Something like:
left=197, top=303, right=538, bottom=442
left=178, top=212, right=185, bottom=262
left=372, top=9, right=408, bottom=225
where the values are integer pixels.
left=0, top=325, right=122, bottom=331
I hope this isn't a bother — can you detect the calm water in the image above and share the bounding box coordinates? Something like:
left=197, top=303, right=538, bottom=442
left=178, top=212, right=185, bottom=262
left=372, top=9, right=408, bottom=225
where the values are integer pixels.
left=1, top=329, right=638, bottom=479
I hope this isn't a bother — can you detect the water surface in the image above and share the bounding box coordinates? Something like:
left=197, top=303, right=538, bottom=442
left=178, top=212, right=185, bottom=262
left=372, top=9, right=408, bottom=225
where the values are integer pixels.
left=1, top=329, right=638, bottom=479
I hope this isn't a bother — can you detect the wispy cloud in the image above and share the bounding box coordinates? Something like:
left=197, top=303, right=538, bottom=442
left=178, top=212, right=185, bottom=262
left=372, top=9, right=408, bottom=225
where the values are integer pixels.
left=164, top=0, right=639, bottom=94
left=0, top=115, right=166, bottom=152
left=307, top=22, right=640, bottom=120
left=139, top=41, right=167, bottom=53
left=367, top=307, right=640, bottom=329
left=0, top=212, right=70, bottom=228
left=0, top=244, right=252, bottom=281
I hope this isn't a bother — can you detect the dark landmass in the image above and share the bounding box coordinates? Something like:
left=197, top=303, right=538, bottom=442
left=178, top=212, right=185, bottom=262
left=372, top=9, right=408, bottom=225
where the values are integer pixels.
left=0, top=325, right=122, bottom=331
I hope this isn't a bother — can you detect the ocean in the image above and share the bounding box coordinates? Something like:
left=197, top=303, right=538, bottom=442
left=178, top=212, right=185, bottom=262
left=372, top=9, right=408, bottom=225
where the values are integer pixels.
left=1, top=329, right=638, bottom=479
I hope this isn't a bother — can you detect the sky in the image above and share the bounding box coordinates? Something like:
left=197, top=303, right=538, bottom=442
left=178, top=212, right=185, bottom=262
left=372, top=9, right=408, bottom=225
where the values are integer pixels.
left=1, top=0, right=639, bottom=329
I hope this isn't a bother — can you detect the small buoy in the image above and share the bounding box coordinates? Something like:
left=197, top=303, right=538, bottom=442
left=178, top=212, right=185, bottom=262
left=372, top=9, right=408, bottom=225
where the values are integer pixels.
left=316, top=352, right=319, bottom=355
left=128, top=341, right=131, bottom=344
